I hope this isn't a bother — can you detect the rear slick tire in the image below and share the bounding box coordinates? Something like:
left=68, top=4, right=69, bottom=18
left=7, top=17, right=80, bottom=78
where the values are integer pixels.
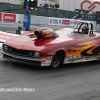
left=51, top=53, right=61, bottom=68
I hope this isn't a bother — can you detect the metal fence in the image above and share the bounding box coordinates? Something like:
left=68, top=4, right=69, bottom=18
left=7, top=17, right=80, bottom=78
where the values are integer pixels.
left=0, top=2, right=76, bottom=18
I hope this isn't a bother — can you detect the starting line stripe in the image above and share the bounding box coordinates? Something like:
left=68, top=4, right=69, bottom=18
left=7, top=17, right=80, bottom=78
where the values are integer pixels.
left=0, top=31, right=19, bottom=42
left=0, top=31, right=19, bottom=36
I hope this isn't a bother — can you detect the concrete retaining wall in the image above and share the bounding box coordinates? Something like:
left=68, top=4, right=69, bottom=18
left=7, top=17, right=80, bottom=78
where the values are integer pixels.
left=0, top=12, right=96, bottom=26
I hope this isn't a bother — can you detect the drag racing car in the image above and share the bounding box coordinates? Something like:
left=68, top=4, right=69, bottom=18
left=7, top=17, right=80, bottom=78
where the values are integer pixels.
left=1, top=22, right=100, bottom=68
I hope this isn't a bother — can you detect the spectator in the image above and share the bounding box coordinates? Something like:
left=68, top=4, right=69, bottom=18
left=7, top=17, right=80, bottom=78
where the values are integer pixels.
left=96, top=14, right=100, bottom=26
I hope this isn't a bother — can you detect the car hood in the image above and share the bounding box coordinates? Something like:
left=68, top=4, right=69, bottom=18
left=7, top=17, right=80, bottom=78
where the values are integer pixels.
left=4, top=28, right=74, bottom=51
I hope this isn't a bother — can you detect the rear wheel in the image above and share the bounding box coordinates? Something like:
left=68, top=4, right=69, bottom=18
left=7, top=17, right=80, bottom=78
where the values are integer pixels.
left=51, top=53, right=61, bottom=68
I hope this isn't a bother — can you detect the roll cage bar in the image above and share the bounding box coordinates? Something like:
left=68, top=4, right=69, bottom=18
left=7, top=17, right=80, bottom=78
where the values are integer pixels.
left=73, top=21, right=95, bottom=36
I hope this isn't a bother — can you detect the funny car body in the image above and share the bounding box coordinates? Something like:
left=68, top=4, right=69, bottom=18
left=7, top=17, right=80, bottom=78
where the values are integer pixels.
left=1, top=21, right=100, bottom=68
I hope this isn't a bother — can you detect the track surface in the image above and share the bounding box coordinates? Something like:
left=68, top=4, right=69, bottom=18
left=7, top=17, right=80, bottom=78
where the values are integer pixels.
left=0, top=24, right=100, bottom=100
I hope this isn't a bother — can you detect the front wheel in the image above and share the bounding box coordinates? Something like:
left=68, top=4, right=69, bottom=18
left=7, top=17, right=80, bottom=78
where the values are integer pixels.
left=51, top=53, right=61, bottom=68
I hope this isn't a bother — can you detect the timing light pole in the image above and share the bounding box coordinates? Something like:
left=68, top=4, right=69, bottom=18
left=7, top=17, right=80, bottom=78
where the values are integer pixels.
left=22, top=0, right=37, bottom=30
left=16, top=0, right=37, bottom=34
left=16, top=0, right=59, bottom=34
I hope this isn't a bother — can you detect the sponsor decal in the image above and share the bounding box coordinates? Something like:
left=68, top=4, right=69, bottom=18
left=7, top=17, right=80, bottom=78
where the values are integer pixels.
left=66, top=55, right=72, bottom=61
left=50, top=19, right=53, bottom=24
left=24, top=15, right=28, bottom=22
left=73, top=60, right=79, bottom=63
left=28, top=34, right=36, bottom=38
left=77, top=58, right=83, bottom=62
left=59, top=19, right=62, bottom=24
left=89, top=57, right=95, bottom=61
left=62, top=20, right=70, bottom=25
left=86, top=57, right=89, bottom=61
left=74, top=21, right=80, bottom=25
left=82, top=56, right=100, bottom=62
left=24, top=19, right=28, bottom=22
left=71, top=59, right=83, bottom=63
left=70, top=21, right=74, bottom=25
left=43, top=30, right=53, bottom=34
left=3, top=13, right=16, bottom=22
left=23, top=14, right=31, bottom=29
left=41, top=61, right=51, bottom=66
left=47, top=56, right=52, bottom=60
left=65, top=61, right=70, bottom=64
left=81, top=0, right=100, bottom=13
left=53, top=19, right=58, bottom=24
left=65, top=56, right=100, bottom=64
left=94, top=57, right=99, bottom=60
left=66, top=55, right=81, bottom=61
left=44, top=34, right=53, bottom=37
left=82, top=58, right=86, bottom=62
left=0, top=13, right=2, bottom=21
left=75, top=55, right=82, bottom=59
left=49, top=18, right=72, bottom=26
left=24, top=15, right=28, bottom=19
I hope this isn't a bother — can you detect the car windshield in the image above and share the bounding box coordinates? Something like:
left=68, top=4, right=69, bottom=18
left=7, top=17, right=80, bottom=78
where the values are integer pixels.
left=68, top=32, right=88, bottom=37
